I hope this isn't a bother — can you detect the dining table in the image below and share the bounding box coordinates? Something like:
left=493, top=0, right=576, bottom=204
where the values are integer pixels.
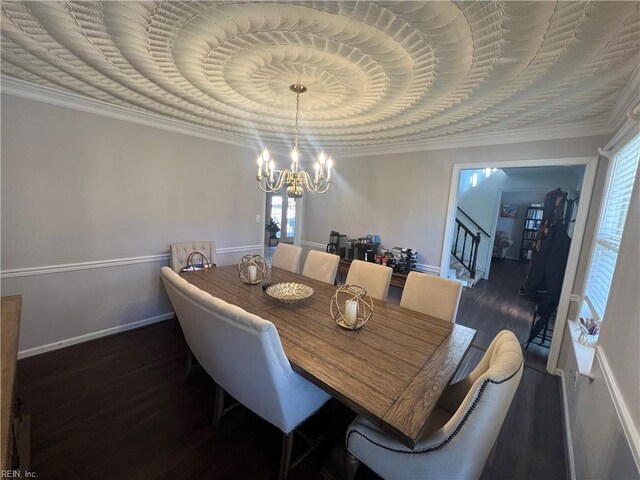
left=180, top=264, right=476, bottom=449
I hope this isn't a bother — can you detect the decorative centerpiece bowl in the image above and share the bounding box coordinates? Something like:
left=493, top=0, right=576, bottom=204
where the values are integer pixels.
left=265, top=282, right=314, bottom=304
left=330, top=284, right=373, bottom=330
left=238, top=254, right=267, bottom=285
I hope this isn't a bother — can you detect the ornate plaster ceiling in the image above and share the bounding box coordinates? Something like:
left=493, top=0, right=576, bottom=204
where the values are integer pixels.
left=1, top=1, right=639, bottom=153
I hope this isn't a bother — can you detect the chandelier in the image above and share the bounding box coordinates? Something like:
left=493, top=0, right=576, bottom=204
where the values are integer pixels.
left=256, top=84, right=333, bottom=199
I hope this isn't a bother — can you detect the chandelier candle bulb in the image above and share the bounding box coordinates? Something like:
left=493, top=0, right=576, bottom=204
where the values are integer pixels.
left=257, top=155, right=263, bottom=178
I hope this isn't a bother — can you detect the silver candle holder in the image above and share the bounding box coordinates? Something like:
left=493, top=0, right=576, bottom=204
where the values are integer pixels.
left=238, top=254, right=267, bottom=285
left=330, top=284, right=373, bottom=330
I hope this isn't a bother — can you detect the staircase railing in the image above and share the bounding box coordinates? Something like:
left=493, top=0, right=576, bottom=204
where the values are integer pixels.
left=451, top=207, right=488, bottom=280
left=457, top=207, right=490, bottom=237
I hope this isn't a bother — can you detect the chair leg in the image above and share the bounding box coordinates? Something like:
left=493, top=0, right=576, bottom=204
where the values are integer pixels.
left=525, top=309, right=537, bottom=350
left=279, top=431, right=294, bottom=480
left=212, top=383, right=225, bottom=429
left=345, top=451, right=360, bottom=480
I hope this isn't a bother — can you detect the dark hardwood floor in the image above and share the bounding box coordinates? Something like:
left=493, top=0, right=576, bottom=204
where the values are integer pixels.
left=17, top=319, right=567, bottom=480
left=456, top=259, right=554, bottom=370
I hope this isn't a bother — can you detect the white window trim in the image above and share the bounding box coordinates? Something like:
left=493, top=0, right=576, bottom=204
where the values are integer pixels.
left=573, top=132, right=639, bottom=376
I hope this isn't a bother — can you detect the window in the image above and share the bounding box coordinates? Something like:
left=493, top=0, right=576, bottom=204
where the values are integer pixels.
left=582, top=134, right=640, bottom=323
left=270, top=195, right=283, bottom=238
left=286, top=198, right=296, bottom=238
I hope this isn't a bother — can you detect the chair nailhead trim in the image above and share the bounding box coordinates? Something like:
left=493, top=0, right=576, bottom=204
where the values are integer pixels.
left=346, top=360, right=523, bottom=456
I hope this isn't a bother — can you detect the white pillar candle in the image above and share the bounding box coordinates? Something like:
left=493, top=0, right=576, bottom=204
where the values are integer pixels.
left=345, top=299, right=358, bottom=326
left=248, top=265, right=257, bottom=283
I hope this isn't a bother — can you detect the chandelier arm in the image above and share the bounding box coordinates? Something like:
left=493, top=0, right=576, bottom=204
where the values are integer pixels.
left=257, top=170, right=292, bottom=193
left=299, top=171, right=330, bottom=194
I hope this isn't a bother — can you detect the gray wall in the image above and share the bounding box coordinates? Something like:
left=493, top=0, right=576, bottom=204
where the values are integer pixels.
left=558, top=168, right=640, bottom=479
left=1, top=94, right=264, bottom=353
left=2, top=93, right=636, bottom=477
left=303, top=136, right=608, bottom=271
left=303, top=133, right=639, bottom=476
left=596, top=168, right=640, bottom=433
left=558, top=169, right=640, bottom=478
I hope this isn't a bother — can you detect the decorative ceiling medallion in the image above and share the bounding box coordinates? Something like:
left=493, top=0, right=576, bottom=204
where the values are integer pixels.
left=1, top=1, right=638, bottom=151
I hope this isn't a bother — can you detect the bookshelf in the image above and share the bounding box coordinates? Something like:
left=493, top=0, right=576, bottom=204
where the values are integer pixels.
left=520, top=206, right=544, bottom=261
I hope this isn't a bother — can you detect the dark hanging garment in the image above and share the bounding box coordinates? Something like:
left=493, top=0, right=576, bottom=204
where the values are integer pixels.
left=524, top=223, right=571, bottom=316
left=543, top=188, right=566, bottom=224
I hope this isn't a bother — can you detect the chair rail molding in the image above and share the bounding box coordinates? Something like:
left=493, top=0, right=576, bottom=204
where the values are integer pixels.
left=0, top=245, right=263, bottom=279
left=300, top=240, right=327, bottom=250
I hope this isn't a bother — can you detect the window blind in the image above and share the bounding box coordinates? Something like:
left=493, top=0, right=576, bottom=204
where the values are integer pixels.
left=584, top=134, right=640, bottom=322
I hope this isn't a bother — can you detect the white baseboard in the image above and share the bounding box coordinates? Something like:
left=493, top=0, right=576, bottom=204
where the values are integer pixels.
left=415, top=263, right=441, bottom=276
left=557, top=368, right=577, bottom=480
left=18, top=312, right=174, bottom=359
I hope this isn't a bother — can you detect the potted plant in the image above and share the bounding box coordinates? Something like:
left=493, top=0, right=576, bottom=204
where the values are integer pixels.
left=265, top=218, right=281, bottom=244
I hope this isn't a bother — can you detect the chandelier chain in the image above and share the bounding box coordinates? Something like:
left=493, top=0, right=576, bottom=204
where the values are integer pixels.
left=294, top=91, right=300, bottom=151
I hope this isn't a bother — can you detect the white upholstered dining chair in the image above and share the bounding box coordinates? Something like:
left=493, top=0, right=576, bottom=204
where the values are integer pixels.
left=160, top=267, right=330, bottom=479
left=345, top=330, right=523, bottom=480
left=271, top=243, right=303, bottom=273
left=170, top=241, right=217, bottom=272
left=400, top=271, right=463, bottom=322
left=302, top=250, right=340, bottom=284
left=345, top=260, right=393, bottom=301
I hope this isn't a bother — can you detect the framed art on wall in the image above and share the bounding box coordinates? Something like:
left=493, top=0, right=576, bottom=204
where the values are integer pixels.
left=500, top=204, right=518, bottom=218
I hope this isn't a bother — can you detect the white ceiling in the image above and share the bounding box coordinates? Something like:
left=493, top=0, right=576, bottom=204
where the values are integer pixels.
left=1, top=1, right=639, bottom=154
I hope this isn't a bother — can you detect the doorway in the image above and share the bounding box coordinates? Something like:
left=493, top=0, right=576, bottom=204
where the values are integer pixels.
left=265, top=192, right=297, bottom=245
left=441, top=157, right=597, bottom=373
left=264, top=192, right=303, bottom=264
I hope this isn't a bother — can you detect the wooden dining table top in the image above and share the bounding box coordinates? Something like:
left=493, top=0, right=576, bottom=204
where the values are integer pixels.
left=180, top=265, right=476, bottom=449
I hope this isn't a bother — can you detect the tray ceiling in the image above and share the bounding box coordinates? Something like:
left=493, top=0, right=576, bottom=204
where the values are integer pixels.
left=1, top=1, right=639, bottom=153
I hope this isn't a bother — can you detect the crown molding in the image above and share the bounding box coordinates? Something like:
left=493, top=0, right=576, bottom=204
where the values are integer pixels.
left=0, top=75, right=258, bottom=151
left=607, top=63, right=640, bottom=131
left=337, top=119, right=614, bottom=159
left=0, top=75, right=620, bottom=158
